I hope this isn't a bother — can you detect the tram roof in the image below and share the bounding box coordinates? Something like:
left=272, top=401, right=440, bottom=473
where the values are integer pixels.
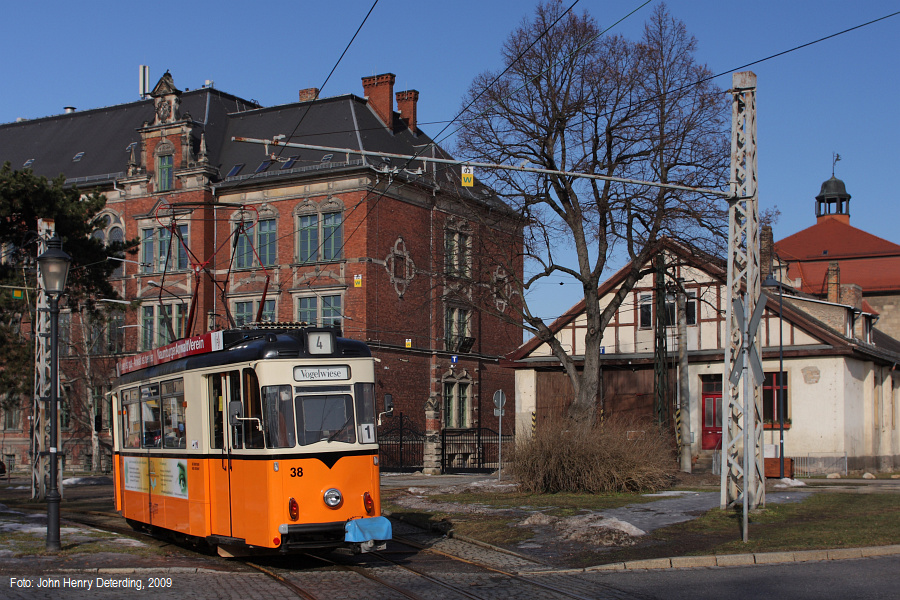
left=114, top=327, right=371, bottom=387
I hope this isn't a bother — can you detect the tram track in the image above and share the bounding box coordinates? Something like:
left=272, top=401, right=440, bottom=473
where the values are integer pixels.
left=10, top=497, right=648, bottom=600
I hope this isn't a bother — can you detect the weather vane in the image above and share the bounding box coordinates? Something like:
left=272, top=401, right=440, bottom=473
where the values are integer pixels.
left=832, top=152, right=841, bottom=176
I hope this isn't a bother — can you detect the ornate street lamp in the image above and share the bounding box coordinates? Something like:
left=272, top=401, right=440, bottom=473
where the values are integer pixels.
left=36, top=234, right=71, bottom=552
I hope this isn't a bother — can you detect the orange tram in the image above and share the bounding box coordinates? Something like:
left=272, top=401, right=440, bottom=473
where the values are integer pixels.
left=111, top=324, right=393, bottom=556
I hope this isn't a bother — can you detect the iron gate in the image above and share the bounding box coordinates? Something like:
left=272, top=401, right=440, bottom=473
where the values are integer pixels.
left=441, top=428, right=513, bottom=473
left=378, top=413, right=424, bottom=472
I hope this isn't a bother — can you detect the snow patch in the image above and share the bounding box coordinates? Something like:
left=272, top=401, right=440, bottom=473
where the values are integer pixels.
left=774, top=478, right=807, bottom=488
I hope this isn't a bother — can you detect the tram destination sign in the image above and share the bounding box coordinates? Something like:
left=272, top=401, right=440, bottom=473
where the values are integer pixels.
left=293, top=365, right=351, bottom=381
left=117, top=330, right=225, bottom=376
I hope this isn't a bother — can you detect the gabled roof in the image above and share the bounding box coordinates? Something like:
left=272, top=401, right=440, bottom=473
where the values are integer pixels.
left=507, top=238, right=900, bottom=365
left=507, top=239, right=727, bottom=360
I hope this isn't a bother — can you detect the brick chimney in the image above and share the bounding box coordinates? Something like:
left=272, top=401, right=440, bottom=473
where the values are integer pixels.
left=395, top=90, right=419, bottom=133
left=298, top=88, right=319, bottom=102
left=826, top=261, right=841, bottom=303
left=840, top=284, right=862, bottom=310
left=361, top=73, right=396, bottom=128
left=761, top=224, right=774, bottom=280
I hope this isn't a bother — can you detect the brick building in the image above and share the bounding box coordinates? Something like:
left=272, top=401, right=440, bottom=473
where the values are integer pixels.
left=0, top=71, right=523, bottom=473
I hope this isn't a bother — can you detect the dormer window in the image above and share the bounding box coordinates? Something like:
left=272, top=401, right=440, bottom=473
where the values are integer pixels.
left=157, top=154, right=174, bottom=192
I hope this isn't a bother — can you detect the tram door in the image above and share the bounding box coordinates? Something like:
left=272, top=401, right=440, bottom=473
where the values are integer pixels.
left=208, top=371, right=240, bottom=537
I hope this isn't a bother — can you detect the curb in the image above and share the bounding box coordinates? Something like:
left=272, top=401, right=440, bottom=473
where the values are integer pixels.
left=574, top=544, right=900, bottom=572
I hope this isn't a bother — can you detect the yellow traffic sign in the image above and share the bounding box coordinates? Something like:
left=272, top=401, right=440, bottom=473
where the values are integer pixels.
left=461, top=165, right=474, bottom=187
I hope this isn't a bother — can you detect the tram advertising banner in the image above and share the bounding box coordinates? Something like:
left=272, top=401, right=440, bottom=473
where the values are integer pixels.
left=117, top=330, right=224, bottom=376
left=123, top=456, right=189, bottom=499
left=122, top=457, right=148, bottom=494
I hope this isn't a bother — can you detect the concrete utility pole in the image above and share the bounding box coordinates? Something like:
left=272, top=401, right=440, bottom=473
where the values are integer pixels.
left=677, top=282, right=692, bottom=473
left=721, top=72, right=765, bottom=536
left=654, top=255, right=668, bottom=426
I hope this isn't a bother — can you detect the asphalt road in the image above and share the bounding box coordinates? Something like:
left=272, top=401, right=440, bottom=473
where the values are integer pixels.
left=581, top=555, right=900, bottom=600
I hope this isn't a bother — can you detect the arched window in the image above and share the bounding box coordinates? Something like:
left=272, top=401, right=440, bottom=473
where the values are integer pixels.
left=442, top=370, right=473, bottom=429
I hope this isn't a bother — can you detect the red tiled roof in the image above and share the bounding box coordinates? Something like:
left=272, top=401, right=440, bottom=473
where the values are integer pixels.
left=785, top=256, right=900, bottom=295
left=777, top=216, right=900, bottom=294
left=776, top=216, right=900, bottom=261
left=861, top=299, right=878, bottom=315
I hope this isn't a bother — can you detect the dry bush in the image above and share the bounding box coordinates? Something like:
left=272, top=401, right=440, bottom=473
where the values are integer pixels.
left=510, top=416, right=676, bottom=494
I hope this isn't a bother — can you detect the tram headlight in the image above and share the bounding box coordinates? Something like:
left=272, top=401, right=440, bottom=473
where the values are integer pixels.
left=323, top=488, right=343, bottom=509
left=363, top=491, right=375, bottom=515
left=288, top=497, right=299, bottom=521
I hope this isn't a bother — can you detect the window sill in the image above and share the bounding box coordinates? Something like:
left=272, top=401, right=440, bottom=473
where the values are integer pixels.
left=292, top=259, right=346, bottom=268
left=139, top=270, right=190, bottom=276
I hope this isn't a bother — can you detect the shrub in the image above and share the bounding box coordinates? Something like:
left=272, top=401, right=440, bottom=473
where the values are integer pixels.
left=510, top=415, right=675, bottom=494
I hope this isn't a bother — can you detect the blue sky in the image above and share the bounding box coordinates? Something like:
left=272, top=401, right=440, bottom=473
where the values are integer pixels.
left=2, top=1, right=898, bottom=321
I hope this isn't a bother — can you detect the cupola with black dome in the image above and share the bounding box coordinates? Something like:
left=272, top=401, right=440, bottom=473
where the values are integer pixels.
left=815, top=175, right=851, bottom=223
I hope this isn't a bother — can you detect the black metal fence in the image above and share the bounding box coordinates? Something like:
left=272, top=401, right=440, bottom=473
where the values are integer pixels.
left=441, top=428, right=513, bottom=474
left=378, top=413, right=425, bottom=472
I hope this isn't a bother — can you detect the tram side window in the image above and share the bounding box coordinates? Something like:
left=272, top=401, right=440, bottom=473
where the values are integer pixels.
left=141, top=384, right=161, bottom=448
left=228, top=372, right=243, bottom=449
left=122, top=388, right=141, bottom=449
left=209, top=375, right=225, bottom=449
left=161, top=378, right=186, bottom=449
left=262, top=385, right=296, bottom=448
left=295, top=394, right=356, bottom=446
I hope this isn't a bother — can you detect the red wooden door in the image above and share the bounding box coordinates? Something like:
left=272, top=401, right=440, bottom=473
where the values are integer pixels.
left=701, top=393, right=722, bottom=450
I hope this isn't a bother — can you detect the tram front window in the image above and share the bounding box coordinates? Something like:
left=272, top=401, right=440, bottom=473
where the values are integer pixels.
left=262, top=385, right=296, bottom=448
left=295, top=394, right=356, bottom=446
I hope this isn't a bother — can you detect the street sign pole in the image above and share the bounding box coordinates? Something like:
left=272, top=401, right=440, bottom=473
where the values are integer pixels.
left=493, top=390, right=506, bottom=481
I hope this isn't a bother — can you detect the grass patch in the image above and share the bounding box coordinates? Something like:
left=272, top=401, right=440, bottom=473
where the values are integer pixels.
left=451, top=517, right=534, bottom=547
left=383, top=488, right=662, bottom=552
left=570, top=492, right=900, bottom=568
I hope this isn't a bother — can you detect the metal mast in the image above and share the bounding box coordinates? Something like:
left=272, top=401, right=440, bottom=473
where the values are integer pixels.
left=721, top=72, right=765, bottom=522
left=654, top=254, right=668, bottom=426
left=32, top=219, right=54, bottom=500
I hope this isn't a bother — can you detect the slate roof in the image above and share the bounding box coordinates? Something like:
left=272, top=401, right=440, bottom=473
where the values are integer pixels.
left=776, top=216, right=900, bottom=294
left=0, top=89, right=258, bottom=185
left=0, top=82, right=506, bottom=212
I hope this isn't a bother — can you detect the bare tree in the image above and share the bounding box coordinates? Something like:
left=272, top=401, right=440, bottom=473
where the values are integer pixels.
left=456, top=2, right=730, bottom=421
